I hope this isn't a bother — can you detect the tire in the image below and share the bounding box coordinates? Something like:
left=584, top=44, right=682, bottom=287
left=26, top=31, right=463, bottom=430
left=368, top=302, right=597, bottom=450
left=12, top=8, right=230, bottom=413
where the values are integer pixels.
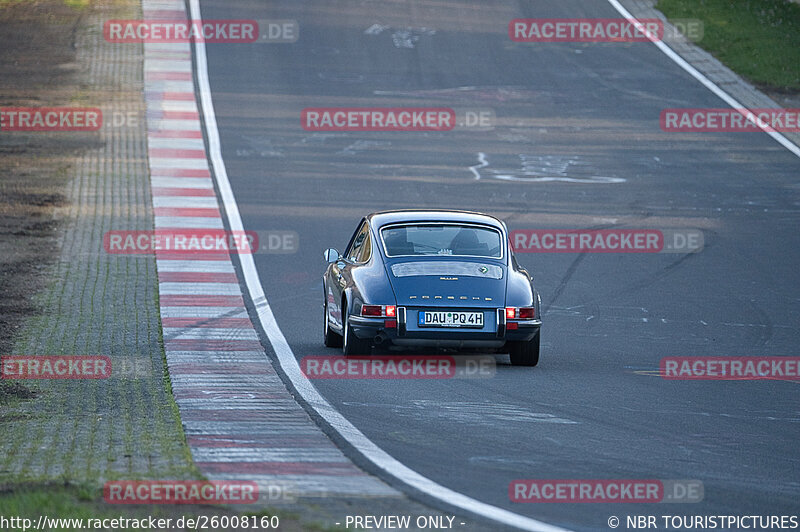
left=342, top=301, right=371, bottom=356
left=323, top=299, right=342, bottom=348
left=508, top=330, right=540, bottom=367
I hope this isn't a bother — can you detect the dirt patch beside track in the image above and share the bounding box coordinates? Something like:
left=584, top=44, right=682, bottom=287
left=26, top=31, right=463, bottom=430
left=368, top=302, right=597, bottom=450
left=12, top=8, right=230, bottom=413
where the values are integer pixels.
left=0, top=0, right=98, bottom=399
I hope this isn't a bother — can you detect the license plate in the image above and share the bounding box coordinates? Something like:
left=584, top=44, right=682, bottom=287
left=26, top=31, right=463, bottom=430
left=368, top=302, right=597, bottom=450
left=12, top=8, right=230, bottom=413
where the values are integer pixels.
left=418, top=311, right=484, bottom=328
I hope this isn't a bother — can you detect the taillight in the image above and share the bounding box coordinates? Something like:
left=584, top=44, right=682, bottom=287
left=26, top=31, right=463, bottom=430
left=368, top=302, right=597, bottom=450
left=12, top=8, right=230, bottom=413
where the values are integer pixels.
left=361, top=305, right=383, bottom=317
left=361, top=304, right=396, bottom=317
left=519, top=307, right=535, bottom=319
left=505, top=307, right=535, bottom=319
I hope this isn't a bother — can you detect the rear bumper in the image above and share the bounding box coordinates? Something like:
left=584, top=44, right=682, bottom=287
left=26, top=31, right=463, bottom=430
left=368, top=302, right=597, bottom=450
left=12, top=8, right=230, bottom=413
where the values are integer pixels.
left=348, top=307, right=541, bottom=347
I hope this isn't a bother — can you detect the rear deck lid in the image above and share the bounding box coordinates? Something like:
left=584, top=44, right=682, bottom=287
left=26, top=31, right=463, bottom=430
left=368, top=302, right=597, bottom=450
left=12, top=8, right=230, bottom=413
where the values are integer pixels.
left=386, top=259, right=506, bottom=308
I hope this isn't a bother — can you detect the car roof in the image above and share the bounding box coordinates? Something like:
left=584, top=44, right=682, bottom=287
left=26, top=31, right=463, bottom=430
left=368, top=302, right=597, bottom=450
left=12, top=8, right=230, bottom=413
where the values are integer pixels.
left=366, top=210, right=506, bottom=231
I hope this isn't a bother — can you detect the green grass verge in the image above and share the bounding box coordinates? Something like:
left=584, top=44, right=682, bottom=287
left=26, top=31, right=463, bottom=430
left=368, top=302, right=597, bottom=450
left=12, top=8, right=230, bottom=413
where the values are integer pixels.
left=656, top=0, right=800, bottom=91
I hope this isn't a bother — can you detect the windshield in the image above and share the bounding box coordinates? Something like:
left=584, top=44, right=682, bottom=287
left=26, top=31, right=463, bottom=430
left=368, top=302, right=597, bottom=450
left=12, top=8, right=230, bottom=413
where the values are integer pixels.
left=380, top=224, right=503, bottom=258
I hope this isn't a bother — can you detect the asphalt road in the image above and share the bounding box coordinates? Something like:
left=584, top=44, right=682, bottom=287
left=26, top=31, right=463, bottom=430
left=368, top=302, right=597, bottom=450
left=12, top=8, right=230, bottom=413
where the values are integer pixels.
left=197, top=0, right=800, bottom=529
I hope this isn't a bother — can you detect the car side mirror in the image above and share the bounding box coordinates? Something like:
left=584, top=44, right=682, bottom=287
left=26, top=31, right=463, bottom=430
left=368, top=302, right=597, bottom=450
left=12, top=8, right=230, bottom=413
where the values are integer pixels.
left=323, top=248, right=340, bottom=263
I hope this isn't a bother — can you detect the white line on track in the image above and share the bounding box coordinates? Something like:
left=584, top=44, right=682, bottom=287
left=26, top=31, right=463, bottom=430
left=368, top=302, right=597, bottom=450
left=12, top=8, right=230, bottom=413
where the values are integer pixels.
left=187, top=0, right=569, bottom=529
left=606, top=0, right=800, bottom=159
left=469, top=152, right=488, bottom=180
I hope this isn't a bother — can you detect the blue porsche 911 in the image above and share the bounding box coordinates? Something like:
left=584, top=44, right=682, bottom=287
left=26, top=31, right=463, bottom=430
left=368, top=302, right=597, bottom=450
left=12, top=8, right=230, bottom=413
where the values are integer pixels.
left=322, top=210, right=542, bottom=366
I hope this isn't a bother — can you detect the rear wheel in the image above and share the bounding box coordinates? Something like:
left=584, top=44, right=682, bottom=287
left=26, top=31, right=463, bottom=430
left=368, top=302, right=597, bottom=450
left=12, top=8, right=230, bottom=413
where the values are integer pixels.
left=323, top=299, right=342, bottom=348
left=343, top=301, right=371, bottom=356
left=508, top=330, right=540, bottom=367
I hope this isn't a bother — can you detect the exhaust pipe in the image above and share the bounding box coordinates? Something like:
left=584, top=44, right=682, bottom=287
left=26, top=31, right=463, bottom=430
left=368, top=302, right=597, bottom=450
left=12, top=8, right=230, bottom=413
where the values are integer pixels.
left=374, top=332, right=387, bottom=345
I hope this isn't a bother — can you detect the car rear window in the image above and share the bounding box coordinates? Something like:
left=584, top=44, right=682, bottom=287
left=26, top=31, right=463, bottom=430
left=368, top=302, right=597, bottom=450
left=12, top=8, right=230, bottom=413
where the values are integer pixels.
left=380, top=224, right=502, bottom=258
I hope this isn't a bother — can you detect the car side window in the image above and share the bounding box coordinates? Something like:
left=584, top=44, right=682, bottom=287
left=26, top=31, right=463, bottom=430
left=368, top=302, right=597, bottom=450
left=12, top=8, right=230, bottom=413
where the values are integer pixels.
left=347, top=222, right=369, bottom=262
left=357, top=232, right=372, bottom=263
